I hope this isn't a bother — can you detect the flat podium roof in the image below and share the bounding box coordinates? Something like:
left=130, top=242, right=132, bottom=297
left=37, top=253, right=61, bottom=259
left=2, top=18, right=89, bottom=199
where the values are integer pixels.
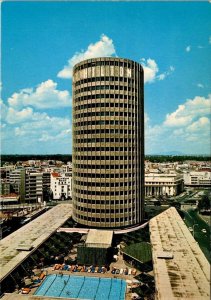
left=149, top=207, right=210, bottom=300
left=85, top=229, right=113, bottom=248
left=0, top=204, right=72, bottom=283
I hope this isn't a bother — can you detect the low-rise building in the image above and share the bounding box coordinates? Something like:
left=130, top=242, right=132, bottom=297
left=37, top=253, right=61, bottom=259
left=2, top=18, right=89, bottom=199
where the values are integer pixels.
left=145, top=173, right=184, bottom=197
left=51, top=171, right=72, bottom=200
left=0, top=180, right=11, bottom=195
left=183, top=171, right=211, bottom=187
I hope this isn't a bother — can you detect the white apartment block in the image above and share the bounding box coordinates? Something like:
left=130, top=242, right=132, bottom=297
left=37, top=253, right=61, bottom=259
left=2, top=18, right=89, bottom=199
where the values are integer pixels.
left=145, top=173, right=184, bottom=197
left=51, top=172, right=72, bottom=200
left=183, top=171, right=211, bottom=187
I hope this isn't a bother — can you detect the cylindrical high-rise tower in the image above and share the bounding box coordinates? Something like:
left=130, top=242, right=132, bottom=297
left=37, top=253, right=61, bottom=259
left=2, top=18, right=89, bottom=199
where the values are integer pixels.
left=72, top=57, right=144, bottom=228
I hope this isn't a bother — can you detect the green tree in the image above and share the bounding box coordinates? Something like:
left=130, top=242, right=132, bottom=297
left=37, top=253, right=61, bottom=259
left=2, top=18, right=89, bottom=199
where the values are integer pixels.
left=198, top=195, right=210, bottom=211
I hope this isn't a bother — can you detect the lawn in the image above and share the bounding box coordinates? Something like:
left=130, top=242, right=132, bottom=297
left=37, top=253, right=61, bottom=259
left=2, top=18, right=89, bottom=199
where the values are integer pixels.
left=123, top=242, right=152, bottom=263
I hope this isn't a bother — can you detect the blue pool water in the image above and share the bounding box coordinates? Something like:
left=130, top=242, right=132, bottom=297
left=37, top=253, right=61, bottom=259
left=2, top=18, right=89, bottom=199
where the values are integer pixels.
left=34, top=274, right=126, bottom=300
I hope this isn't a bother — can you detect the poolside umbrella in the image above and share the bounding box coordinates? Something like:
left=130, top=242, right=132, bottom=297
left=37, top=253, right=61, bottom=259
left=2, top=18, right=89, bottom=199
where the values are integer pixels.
left=131, top=292, right=140, bottom=299
left=132, top=279, right=140, bottom=283
left=24, top=278, right=33, bottom=286
left=126, top=279, right=132, bottom=284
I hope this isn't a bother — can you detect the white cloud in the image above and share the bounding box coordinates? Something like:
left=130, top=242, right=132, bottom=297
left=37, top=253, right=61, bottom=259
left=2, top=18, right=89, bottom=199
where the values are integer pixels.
left=141, top=58, right=174, bottom=83
left=8, top=80, right=71, bottom=109
left=140, top=58, right=158, bottom=83
left=57, top=34, right=116, bottom=79
left=197, top=83, right=204, bottom=88
left=39, top=128, right=71, bottom=142
left=6, top=107, right=34, bottom=124
left=186, top=45, right=191, bottom=52
left=13, top=114, right=71, bottom=143
left=164, top=104, right=192, bottom=127
left=0, top=99, right=8, bottom=121
left=58, top=35, right=173, bottom=84
left=1, top=92, right=72, bottom=153
left=186, top=117, right=210, bottom=133
left=164, top=95, right=211, bottom=127
left=145, top=94, right=211, bottom=154
left=157, top=65, right=175, bottom=81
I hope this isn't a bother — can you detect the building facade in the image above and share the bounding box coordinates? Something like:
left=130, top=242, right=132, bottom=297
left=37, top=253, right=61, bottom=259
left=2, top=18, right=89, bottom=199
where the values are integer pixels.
left=50, top=172, right=72, bottom=200
left=72, top=57, right=144, bottom=228
left=25, top=172, right=43, bottom=203
left=183, top=171, right=211, bottom=187
left=145, top=173, right=184, bottom=197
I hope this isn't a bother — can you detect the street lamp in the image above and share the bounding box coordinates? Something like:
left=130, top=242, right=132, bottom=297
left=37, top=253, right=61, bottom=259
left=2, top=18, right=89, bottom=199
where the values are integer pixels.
left=193, top=223, right=199, bottom=239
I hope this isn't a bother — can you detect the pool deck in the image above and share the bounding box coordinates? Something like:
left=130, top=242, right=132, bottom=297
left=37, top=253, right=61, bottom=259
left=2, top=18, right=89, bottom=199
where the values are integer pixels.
left=1, top=269, right=134, bottom=300
left=1, top=257, right=139, bottom=300
left=0, top=204, right=73, bottom=283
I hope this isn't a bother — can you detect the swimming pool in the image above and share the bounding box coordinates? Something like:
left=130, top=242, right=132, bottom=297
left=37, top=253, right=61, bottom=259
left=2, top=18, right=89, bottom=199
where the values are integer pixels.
left=34, top=274, right=126, bottom=299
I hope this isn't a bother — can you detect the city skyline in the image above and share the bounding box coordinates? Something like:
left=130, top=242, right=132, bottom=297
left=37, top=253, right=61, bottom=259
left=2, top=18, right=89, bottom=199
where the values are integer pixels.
left=1, top=1, right=211, bottom=155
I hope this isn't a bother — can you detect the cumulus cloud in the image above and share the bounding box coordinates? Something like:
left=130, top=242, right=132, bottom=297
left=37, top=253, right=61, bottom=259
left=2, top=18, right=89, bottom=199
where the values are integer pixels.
left=6, top=107, right=34, bottom=124
left=13, top=113, right=71, bottom=143
left=186, top=117, right=210, bottom=133
left=164, top=95, right=211, bottom=127
left=1, top=82, right=72, bottom=153
left=57, top=34, right=116, bottom=79
left=140, top=58, right=174, bottom=83
left=186, top=45, right=191, bottom=52
left=140, top=58, right=159, bottom=83
left=8, top=80, right=71, bottom=109
left=145, top=94, right=211, bottom=154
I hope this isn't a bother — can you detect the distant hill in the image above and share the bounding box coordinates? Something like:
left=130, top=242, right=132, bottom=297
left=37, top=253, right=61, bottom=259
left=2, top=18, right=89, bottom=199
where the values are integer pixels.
left=157, top=151, right=185, bottom=156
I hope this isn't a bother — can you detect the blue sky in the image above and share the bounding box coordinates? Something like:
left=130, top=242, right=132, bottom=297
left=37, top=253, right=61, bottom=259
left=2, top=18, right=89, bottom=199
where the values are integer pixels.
left=1, top=1, right=211, bottom=155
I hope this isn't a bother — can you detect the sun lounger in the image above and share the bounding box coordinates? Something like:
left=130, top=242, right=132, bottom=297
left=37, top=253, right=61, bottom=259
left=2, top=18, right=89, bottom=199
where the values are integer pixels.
left=21, top=288, right=31, bottom=294
left=131, top=269, right=137, bottom=275
left=124, top=268, right=128, bottom=275
left=71, top=265, right=75, bottom=272
left=39, top=273, right=45, bottom=280
left=63, top=265, right=69, bottom=271
left=54, top=264, right=61, bottom=270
